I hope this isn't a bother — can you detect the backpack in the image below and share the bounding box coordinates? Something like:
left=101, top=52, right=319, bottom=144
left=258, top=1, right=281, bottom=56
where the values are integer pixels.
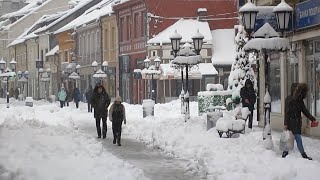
left=112, top=104, right=124, bottom=121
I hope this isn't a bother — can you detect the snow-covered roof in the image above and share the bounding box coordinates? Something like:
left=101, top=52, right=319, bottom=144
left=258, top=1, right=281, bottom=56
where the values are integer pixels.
left=46, top=45, right=59, bottom=56
left=0, top=0, right=52, bottom=31
left=7, top=12, right=67, bottom=47
left=211, top=29, right=236, bottom=65
left=36, top=0, right=94, bottom=34
left=55, top=0, right=114, bottom=34
left=147, top=19, right=212, bottom=44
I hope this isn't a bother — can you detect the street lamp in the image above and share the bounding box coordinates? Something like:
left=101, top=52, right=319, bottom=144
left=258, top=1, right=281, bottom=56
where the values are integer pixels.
left=0, top=58, right=17, bottom=108
left=169, top=30, right=182, bottom=57
left=273, top=0, right=293, bottom=37
left=102, top=61, right=108, bottom=73
left=76, top=64, right=81, bottom=74
left=92, top=61, right=98, bottom=73
left=192, top=29, right=204, bottom=55
left=239, top=0, right=259, bottom=38
left=143, top=57, right=160, bottom=102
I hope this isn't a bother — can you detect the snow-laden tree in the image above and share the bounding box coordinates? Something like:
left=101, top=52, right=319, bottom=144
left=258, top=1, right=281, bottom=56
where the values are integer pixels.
left=228, top=25, right=257, bottom=103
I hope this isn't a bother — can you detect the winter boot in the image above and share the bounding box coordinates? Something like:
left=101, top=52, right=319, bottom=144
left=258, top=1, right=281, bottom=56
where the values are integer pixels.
left=301, top=152, right=312, bottom=160
left=117, top=133, right=121, bottom=146
left=282, top=151, right=288, bottom=158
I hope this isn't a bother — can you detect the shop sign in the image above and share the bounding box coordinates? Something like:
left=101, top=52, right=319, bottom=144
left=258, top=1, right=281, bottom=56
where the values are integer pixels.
left=296, top=0, right=320, bottom=30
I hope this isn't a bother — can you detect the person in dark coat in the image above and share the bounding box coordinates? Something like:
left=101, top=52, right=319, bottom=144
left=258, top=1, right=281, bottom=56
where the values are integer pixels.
left=73, top=88, right=81, bottom=108
left=91, top=84, right=111, bottom=139
left=65, top=89, right=70, bottom=107
left=109, top=96, right=126, bottom=146
left=85, top=85, right=93, bottom=112
left=240, top=79, right=256, bottom=128
left=282, top=83, right=317, bottom=160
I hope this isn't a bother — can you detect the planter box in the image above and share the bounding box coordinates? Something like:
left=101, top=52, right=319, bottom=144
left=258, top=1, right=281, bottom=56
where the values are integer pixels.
left=198, top=90, right=233, bottom=116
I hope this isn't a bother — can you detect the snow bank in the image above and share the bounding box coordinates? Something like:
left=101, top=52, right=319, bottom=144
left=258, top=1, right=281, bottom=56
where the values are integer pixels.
left=124, top=100, right=320, bottom=180
left=0, top=103, right=147, bottom=180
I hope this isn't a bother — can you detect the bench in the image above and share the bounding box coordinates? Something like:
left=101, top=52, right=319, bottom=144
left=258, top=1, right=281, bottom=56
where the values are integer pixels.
left=216, top=107, right=250, bottom=138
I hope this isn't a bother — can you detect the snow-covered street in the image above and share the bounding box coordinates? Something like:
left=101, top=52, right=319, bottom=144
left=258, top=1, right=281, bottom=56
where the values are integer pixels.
left=1, top=99, right=320, bottom=180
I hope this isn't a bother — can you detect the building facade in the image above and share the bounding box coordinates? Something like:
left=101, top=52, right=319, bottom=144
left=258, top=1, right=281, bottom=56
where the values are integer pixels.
left=0, top=0, right=27, bottom=16
left=113, top=0, right=238, bottom=104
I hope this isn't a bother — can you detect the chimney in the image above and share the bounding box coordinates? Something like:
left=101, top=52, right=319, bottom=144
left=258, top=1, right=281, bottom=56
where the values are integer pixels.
left=197, top=8, right=207, bottom=22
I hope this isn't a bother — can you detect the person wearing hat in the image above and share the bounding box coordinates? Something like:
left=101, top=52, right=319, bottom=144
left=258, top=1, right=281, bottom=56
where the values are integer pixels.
left=109, top=96, right=126, bottom=146
left=58, top=86, right=67, bottom=108
left=91, top=84, right=111, bottom=139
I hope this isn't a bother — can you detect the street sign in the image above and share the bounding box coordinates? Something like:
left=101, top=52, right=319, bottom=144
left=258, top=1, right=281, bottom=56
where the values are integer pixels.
left=36, top=60, right=43, bottom=68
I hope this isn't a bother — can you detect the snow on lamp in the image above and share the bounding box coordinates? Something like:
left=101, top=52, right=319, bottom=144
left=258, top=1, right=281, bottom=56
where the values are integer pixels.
left=17, top=71, right=22, bottom=78
left=192, top=29, right=204, bottom=55
left=66, top=63, right=72, bottom=74
left=24, top=71, right=29, bottom=78
left=239, top=0, right=259, bottom=37
left=46, top=68, right=51, bottom=78
left=154, top=57, right=161, bottom=70
left=102, top=61, right=108, bottom=73
left=10, top=58, right=17, bottom=71
left=273, top=0, right=293, bottom=36
left=169, top=30, right=182, bottom=57
left=144, top=57, right=150, bottom=69
left=0, top=58, right=5, bottom=71
left=76, top=64, right=81, bottom=74
left=91, top=61, right=98, bottom=73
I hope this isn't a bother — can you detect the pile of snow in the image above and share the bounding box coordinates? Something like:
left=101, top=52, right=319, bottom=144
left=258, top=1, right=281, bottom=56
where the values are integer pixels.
left=0, top=103, right=147, bottom=180
left=123, top=100, right=320, bottom=179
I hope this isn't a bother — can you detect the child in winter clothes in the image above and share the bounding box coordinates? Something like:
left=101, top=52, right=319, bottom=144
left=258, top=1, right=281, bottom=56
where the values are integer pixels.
left=109, top=96, right=126, bottom=146
left=58, top=87, right=67, bottom=108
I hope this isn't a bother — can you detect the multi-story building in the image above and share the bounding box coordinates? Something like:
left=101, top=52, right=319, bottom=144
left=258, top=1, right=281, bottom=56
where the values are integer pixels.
left=113, top=0, right=238, bottom=104
left=254, top=0, right=320, bottom=137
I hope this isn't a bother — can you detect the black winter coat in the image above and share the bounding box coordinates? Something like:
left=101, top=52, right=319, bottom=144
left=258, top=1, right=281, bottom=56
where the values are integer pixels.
left=284, top=97, right=315, bottom=134
left=91, top=87, right=110, bottom=119
left=240, top=87, right=256, bottom=111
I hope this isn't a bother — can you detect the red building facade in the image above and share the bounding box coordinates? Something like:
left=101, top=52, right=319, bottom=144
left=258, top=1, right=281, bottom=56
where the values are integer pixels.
left=113, top=0, right=238, bottom=104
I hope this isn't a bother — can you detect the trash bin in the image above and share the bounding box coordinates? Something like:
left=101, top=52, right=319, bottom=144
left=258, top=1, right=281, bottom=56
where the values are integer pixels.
left=25, top=97, right=34, bottom=107
left=206, top=106, right=224, bottom=130
left=142, top=99, right=155, bottom=117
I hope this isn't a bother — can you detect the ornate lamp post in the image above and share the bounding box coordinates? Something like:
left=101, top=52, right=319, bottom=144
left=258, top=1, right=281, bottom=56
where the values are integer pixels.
left=192, top=29, right=204, bottom=55
left=273, top=0, right=293, bottom=37
left=239, top=0, right=259, bottom=39
left=143, top=57, right=160, bottom=102
left=92, top=60, right=99, bottom=85
left=0, top=58, right=17, bottom=108
left=36, top=59, right=44, bottom=100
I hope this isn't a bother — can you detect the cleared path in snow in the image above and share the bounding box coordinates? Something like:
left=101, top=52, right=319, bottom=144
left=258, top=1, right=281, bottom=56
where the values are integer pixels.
left=77, top=121, right=200, bottom=180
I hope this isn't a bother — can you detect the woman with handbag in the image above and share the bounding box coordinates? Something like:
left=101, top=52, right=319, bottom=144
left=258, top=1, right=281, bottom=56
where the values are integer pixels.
left=282, top=83, right=317, bottom=160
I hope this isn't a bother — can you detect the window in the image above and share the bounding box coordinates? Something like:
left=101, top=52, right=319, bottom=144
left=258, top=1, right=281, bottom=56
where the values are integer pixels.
left=91, top=32, right=95, bottom=53
left=64, top=51, right=68, bottom=62
left=105, top=29, right=108, bottom=51
left=126, top=16, right=131, bottom=40
left=268, top=53, right=281, bottom=113
left=142, top=11, right=147, bottom=36
left=111, top=27, right=115, bottom=49
left=120, top=17, right=124, bottom=42
left=96, top=30, right=100, bottom=52
left=134, top=13, right=139, bottom=38
left=41, top=50, right=44, bottom=61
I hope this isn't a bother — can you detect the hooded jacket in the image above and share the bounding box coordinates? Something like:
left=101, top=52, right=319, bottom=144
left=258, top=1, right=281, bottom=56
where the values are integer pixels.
left=91, top=85, right=111, bottom=118
left=108, top=96, right=126, bottom=124
left=285, top=83, right=316, bottom=134
left=240, top=79, right=256, bottom=111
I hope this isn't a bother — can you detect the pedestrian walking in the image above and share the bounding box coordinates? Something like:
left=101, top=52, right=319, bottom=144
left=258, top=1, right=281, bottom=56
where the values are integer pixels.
left=85, top=85, right=93, bottom=112
left=65, top=89, right=70, bottom=107
left=240, top=79, right=256, bottom=128
left=282, top=83, right=317, bottom=160
left=58, top=86, right=67, bottom=108
left=91, top=84, right=111, bottom=139
left=73, top=88, right=81, bottom=108
left=109, top=96, right=126, bottom=146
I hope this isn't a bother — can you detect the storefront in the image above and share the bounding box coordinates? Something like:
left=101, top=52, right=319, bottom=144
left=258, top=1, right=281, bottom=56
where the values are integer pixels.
left=273, top=0, right=320, bottom=137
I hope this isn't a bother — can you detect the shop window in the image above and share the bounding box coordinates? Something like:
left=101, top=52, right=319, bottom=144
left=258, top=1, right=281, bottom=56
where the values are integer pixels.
left=268, top=53, right=281, bottom=113
left=287, top=53, right=299, bottom=95
left=306, top=57, right=320, bottom=116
